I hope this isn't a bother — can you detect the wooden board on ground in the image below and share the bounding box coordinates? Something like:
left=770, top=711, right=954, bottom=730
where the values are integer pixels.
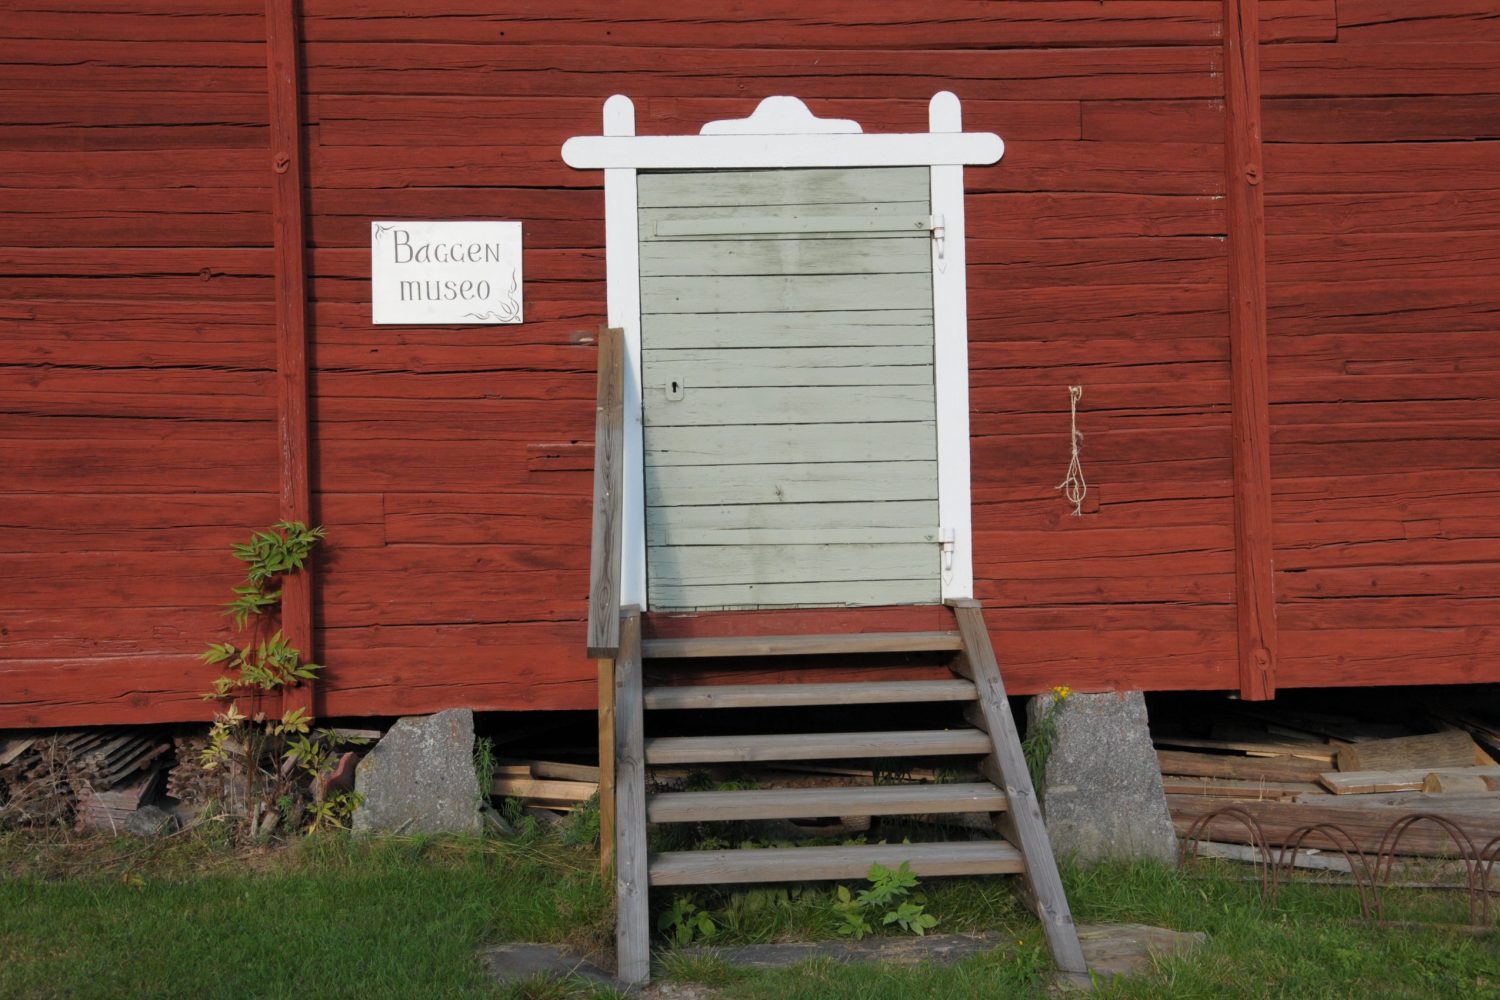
left=1154, top=735, right=1337, bottom=764
left=1157, top=749, right=1327, bottom=784
left=1335, top=731, right=1481, bottom=773
left=1170, top=794, right=1500, bottom=856
left=496, top=758, right=601, bottom=783
left=1423, top=772, right=1499, bottom=794
left=0, top=736, right=36, bottom=768
left=491, top=776, right=599, bottom=807
left=1319, top=765, right=1500, bottom=795
left=1161, top=777, right=1324, bottom=801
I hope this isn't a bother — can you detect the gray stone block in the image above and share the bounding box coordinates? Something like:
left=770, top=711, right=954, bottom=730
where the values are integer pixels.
left=672, top=924, right=1205, bottom=984
left=353, top=708, right=482, bottom=836
left=1027, top=690, right=1177, bottom=865
left=123, top=804, right=177, bottom=838
left=478, top=944, right=613, bottom=988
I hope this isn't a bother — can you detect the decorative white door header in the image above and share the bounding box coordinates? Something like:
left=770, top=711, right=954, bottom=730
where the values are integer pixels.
left=564, top=94, right=1003, bottom=610
left=563, top=93, right=1004, bottom=170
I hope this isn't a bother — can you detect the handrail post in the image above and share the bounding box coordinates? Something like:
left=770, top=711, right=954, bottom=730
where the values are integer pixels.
left=587, top=325, right=627, bottom=876
left=597, top=654, right=616, bottom=875
left=587, top=324, right=625, bottom=659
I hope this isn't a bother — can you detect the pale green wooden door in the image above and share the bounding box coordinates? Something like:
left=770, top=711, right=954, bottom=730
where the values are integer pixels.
left=638, top=167, right=940, bottom=610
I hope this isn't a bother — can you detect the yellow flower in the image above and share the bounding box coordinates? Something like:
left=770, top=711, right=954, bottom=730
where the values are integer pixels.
left=1052, top=685, right=1072, bottom=700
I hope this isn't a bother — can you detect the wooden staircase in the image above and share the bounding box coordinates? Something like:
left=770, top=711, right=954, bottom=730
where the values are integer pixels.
left=606, top=602, right=1088, bottom=985
left=584, top=328, right=1085, bottom=984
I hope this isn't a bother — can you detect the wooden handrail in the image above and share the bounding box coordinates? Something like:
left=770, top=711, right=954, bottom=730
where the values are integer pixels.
left=586, top=325, right=626, bottom=658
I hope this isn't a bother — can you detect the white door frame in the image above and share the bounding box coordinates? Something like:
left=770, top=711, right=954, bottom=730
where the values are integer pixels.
left=563, top=93, right=1003, bottom=610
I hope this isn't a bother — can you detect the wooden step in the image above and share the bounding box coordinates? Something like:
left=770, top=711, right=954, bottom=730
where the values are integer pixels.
left=650, top=840, right=1024, bottom=886
left=643, top=678, right=976, bottom=711
left=641, top=631, right=963, bottom=659
left=646, top=782, right=1007, bottom=823
left=644, top=728, right=993, bottom=765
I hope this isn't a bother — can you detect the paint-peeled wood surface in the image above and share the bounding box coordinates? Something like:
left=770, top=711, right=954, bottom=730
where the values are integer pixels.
left=1260, top=1, right=1500, bottom=690
left=640, top=166, right=940, bottom=611
left=6, top=0, right=1498, bottom=726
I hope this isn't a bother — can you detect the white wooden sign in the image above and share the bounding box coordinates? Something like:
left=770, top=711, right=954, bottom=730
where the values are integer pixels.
left=371, top=220, right=523, bottom=324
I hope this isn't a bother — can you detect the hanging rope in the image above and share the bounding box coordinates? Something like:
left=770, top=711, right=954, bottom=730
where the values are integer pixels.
left=1056, top=385, right=1087, bottom=517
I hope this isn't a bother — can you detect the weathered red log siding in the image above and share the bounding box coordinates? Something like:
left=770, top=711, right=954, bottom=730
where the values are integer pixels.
left=0, top=4, right=287, bottom=725
left=1261, top=2, right=1500, bottom=689
left=1, top=1, right=1496, bottom=727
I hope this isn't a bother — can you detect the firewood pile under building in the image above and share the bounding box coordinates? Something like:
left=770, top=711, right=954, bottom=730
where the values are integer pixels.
left=1153, top=693, right=1500, bottom=861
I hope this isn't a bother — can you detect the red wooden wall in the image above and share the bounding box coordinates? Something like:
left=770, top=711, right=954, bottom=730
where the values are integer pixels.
left=1, top=4, right=283, bottom=724
left=1261, top=2, right=1500, bottom=687
left=2, top=1, right=1498, bottom=727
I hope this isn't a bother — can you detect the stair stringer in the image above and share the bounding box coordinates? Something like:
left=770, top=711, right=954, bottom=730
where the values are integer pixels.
left=950, top=600, right=1089, bottom=977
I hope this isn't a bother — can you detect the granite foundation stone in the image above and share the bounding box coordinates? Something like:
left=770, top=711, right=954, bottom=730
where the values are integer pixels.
left=353, top=708, right=481, bottom=836
left=1027, top=690, right=1177, bottom=865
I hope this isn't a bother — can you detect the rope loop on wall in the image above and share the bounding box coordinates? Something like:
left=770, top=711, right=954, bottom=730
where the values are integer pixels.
left=1056, top=385, right=1087, bottom=517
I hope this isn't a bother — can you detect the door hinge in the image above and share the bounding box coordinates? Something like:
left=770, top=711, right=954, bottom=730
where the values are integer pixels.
left=939, top=527, right=956, bottom=573
left=929, top=214, right=947, bottom=264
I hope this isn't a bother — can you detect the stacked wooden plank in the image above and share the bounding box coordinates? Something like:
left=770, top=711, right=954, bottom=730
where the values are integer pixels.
left=0, top=734, right=70, bottom=828
left=75, top=768, right=165, bottom=833
left=491, top=759, right=599, bottom=816
left=69, top=730, right=172, bottom=789
left=1158, top=706, right=1500, bottom=857
left=67, top=729, right=172, bottom=831
left=0, top=729, right=173, bottom=831
left=166, top=731, right=223, bottom=810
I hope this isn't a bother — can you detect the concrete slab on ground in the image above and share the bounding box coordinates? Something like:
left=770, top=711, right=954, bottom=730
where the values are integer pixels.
left=480, top=923, right=1205, bottom=992
left=478, top=943, right=614, bottom=987
left=677, top=923, right=1203, bottom=978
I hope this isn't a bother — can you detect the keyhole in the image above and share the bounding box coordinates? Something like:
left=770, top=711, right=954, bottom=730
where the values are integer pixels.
left=666, top=378, right=684, bottom=401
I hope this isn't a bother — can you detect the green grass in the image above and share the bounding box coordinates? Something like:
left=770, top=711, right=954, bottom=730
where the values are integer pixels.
left=1070, top=860, right=1500, bottom=999
left=2, top=827, right=1499, bottom=999
left=0, top=829, right=615, bottom=1000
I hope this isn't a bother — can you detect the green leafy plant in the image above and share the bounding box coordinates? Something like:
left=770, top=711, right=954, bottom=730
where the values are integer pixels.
left=200, top=521, right=358, bottom=838
left=1022, top=685, right=1071, bottom=801
left=833, top=884, right=876, bottom=940
left=306, top=789, right=363, bottom=834
left=883, top=898, right=939, bottom=935
left=561, top=792, right=600, bottom=848
left=857, top=860, right=920, bottom=907
left=833, top=862, right=939, bottom=939
left=226, top=521, right=326, bottom=627
left=473, top=736, right=497, bottom=810
left=658, top=893, right=717, bottom=947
